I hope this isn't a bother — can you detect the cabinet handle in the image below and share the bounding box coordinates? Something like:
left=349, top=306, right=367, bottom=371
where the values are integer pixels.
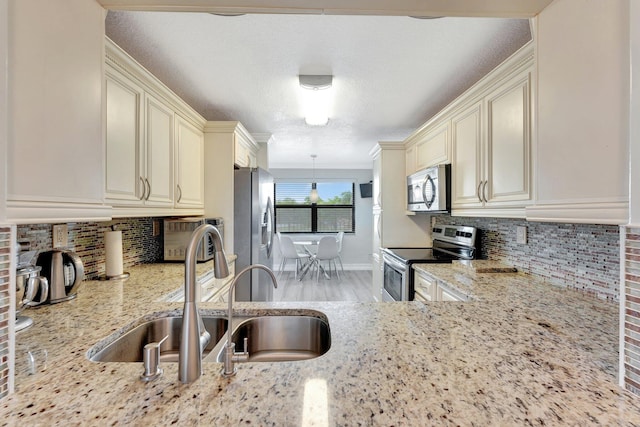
left=139, top=177, right=146, bottom=200
left=482, top=181, right=488, bottom=203
left=476, top=182, right=483, bottom=203
left=145, top=178, right=151, bottom=201
left=177, top=185, right=182, bottom=203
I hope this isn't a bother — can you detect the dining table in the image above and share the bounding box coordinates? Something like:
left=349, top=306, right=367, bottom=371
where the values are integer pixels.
left=293, top=239, right=329, bottom=280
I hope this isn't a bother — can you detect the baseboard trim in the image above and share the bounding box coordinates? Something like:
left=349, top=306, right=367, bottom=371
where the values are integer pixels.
left=278, top=263, right=372, bottom=272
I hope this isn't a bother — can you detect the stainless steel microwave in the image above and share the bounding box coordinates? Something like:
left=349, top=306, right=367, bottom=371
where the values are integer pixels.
left=407, top=164, right=450, bottom=213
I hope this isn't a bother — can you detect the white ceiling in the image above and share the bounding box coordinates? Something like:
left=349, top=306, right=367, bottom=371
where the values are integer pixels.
left=105, top=12, right=531, bottom=169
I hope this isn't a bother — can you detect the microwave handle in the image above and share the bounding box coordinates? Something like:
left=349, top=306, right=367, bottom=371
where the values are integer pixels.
left=422, top=175, right=436, bottom=209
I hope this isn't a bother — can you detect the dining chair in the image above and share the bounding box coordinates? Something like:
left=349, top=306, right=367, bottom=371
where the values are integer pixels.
left=276, top=231, right=284, bottom=272
left=313, top=236, right=341, bottom=283
left=335, top=231, right=345, bottom=274
left=279, top=235, right=311, bottom=280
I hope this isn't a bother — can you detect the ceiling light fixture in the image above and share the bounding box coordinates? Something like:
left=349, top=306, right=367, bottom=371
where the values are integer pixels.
left=299, top=75, right=333, bottom=126
left=310, top=154, right=319, bottom=203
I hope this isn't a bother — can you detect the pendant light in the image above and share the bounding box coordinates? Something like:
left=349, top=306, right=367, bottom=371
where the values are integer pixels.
left=310, top=154, right=319, bottom=203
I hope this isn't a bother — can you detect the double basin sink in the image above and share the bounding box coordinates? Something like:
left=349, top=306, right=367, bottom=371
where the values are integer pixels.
left=88, top=311, right=331, bottom=365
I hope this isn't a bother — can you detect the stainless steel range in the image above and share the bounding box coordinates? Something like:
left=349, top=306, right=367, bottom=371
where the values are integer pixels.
left=381, top=225, right=477, bottom=302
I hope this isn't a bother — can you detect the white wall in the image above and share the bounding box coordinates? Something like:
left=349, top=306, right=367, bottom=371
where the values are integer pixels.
left=630, top=1, right=640, bottom=224
left=270, top=168, right=373, bottom=270
left=0, top=0, right=7, bottom=221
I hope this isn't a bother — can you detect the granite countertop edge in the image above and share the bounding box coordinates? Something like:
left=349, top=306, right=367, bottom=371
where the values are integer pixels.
left=1, top=261, right=639, bottom=426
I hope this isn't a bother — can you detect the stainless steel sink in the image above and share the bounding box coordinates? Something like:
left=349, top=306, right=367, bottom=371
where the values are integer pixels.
left=215, top=316, right=331, bottom=363
left=89, top=315, right=227, bottom=362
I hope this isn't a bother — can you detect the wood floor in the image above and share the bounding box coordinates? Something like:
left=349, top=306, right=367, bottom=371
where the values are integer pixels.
left=272, top=268, right=374, bottom=302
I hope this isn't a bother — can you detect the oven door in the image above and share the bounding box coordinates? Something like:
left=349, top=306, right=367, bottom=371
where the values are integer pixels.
left=382, top=253, right=409, bottom=301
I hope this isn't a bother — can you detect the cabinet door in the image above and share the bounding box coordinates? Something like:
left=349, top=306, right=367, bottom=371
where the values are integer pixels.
left=145, top=94, right=174, bottom=206
left=234, top=138, right=249, bottom=167
left=371, top=253, right=382, bottom=302
left=485, top=72, right=531, bottom=205
left=405, top=144, right=416, bottom=176
left=372, top=154, right=382, bottom=208
left=105, top=71, right=144, bottom=203
left=439, top=287, right=462, bottom=302
left=451, top=102, right=483, bottom=208
left=372, top=211, right=382, bottom=253
left=415, top=122, right=449, bottom=170
left=414, top=272, right=436, bottom=301
left=175, top=115, right=204, bottom=208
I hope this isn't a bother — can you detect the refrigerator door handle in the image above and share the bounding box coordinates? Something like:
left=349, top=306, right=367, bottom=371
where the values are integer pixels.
left=265, top=196, right=275, bottom=258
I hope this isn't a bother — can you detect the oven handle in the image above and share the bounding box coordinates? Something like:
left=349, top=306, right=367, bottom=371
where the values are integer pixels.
left=382, top=252, right=408, bottom=273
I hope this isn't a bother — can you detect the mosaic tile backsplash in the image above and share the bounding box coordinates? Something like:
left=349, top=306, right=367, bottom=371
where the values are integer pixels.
left=623, top=226, right=640, bottom=396
left=0, top=226, right=13, bottom=399
left=17, top=218, right=163, bottom=280
left=435, top=216, right=620, bottom=301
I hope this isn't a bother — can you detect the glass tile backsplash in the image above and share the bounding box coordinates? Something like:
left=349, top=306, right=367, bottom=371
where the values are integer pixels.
left=435, top=216, right=620, bottom=301
left=17, top=218, right=163, bottom=280
left=0, top=225, right=14, bottom=399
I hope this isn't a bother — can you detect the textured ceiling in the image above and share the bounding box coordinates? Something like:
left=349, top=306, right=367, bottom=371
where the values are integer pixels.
left=106, top=12, right=531, bottom=169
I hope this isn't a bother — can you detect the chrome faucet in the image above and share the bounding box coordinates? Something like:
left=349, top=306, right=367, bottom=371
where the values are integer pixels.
left=179, top=224, right=229, bottom=383
left=222, top=264, right=278, bottom=377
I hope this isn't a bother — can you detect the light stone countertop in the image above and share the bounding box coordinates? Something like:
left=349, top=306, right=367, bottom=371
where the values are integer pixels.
left=1, top=261, right=639, bottom=426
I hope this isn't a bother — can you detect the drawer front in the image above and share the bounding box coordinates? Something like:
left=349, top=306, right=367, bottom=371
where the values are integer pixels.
left=414, top=272, right=436, bottom=301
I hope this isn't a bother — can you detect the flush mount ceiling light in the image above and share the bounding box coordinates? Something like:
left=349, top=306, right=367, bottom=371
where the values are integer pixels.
left=299, top=75, right=333, bottom=126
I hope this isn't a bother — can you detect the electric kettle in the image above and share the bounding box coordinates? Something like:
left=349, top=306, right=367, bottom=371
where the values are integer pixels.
left=36, top=249, right=85, bottom=304
left=15, top=265, right=49, bottom=331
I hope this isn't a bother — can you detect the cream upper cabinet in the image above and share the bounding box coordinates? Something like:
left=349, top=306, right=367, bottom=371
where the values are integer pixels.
left=403, top=42, right=534, bottom=219
left=405, top=120, right=450, bottom=176
left=175, top=115, right=204, bottom=208
left=452, top=69, right=532, bottom=216
left=527, top=2, right=628, bottom=225
left=451, top=102, right=483, bottom=208
left=5, top=0, right=109, bottom=223
left=105, top=73, right=175, bottom=209
left=105, top=37, right=206, bottom=217
left=144, top=93, right=174, bottom=206
left=234, top=130, right=259, bottom=168
left=105, top=69, right=144, bottom=204
left=484, top=71, right=531, bottom=206
left=405, top=144, right=416, bottom=177
left=415, top=122, right=450, bottom=171
left=203, top=121, right=265, bottom=251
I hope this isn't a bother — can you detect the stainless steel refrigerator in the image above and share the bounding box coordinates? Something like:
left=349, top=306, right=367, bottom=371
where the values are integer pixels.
left=233, top=167, right=275, bottom=301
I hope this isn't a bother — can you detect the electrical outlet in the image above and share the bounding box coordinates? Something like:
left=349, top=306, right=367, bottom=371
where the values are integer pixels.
left=52, top=224, right=68, bottom=248
left=516, top=226, right=527, bottom=245
left=152, top=220, right=160, bottom=237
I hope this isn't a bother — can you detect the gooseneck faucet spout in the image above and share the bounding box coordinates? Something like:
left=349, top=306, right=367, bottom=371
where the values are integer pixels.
left=222, top=264, right=278, bottom=377
left=179, top=224, right=229, bottom=384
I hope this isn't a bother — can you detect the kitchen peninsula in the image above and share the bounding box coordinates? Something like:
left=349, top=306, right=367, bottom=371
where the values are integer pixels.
left=2, top=263, right=639, bottom=425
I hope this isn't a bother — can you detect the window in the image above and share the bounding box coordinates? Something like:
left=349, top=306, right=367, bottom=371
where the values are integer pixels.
left=275, top=182, right=355, bottom=233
